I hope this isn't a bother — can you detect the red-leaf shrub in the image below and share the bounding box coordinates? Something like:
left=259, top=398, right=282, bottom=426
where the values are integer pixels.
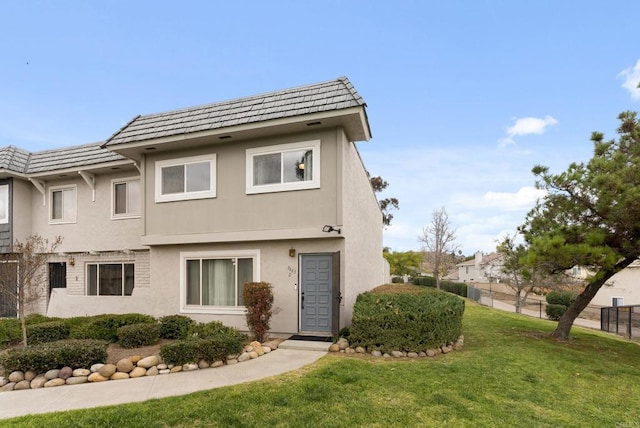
left=243, top=282, right=274, bottom=342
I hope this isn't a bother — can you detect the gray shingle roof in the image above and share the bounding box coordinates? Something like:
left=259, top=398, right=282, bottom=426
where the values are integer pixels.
left=105, top=77, right=367, bottom=147
left=0, top=146, right=31, bottom=173
left=0, top=143, right=128, bottom=175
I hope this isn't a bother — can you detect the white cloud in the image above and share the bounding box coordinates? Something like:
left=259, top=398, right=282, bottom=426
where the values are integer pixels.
left=499, top=115, right=558, bottom=147
left=618, top=59, right=640, bottom=100
left=483, top=186, right=547, bottom=211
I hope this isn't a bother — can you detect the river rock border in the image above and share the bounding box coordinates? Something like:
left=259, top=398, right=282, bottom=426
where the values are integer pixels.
left=329, top=335, right=464, bottom=357
left=0, top=340, right=278, bottom=393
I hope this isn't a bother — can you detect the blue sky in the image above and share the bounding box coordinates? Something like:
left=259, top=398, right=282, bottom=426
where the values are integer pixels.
left=2, top=1, right=639, bottom=255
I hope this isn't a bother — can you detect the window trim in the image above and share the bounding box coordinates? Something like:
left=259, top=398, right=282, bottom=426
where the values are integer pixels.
left=49, top=185, right=78, bottom=224
left=179, top=249, right=260, bottom=315
left=155, top=154, right=217, bottom=203
left=111, top=177, right=141, bottom=220
left=0, top=184, right=8, bottom=224
left=246, top=140, right=321, bottom=194
left=86, top=262, right=135, bottom=296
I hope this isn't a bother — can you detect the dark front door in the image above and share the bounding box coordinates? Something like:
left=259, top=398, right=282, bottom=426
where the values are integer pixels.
left=301, top=254, right=336, bottom=333
left=0, top=262, right=18, bottom=318
left=49, top=262, right=67, bottom=296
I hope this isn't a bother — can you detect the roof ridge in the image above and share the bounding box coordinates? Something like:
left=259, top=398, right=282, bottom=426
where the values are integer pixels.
left=103, top=115, right=141, bottom=148
left=336, top=76, right=365, bottom=106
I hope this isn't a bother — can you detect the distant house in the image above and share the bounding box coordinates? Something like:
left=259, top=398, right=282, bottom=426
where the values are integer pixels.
left=592, top=260, right=640, bottom=307
left=456, top=251, right=504, bottom=283
left=0, top=77, right=387, bottom=337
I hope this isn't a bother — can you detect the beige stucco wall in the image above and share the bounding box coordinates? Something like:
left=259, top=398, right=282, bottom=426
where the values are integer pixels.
left=30, top=171, right=144, bottom=253
left=339, top=128, right=386, bottom=326
left=12, top=178, right=33, bottom=243
left=592, top=265, right=640, bottom=307
left=143, top=129, right=339, bottom=239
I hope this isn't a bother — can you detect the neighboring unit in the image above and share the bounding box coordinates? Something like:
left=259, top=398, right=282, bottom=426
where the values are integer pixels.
left=0, top=77, right=387, bottom=337
left=456, top=251, right=504, bottom=284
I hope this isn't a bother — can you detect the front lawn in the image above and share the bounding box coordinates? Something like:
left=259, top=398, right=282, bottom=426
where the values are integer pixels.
left=4, top=302, right=640, bottom=427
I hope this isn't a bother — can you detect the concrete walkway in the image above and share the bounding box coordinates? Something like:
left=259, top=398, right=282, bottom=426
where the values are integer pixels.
left=0, top=344, right=327, bottom=420
left=491, top=299, right=602, bottom=330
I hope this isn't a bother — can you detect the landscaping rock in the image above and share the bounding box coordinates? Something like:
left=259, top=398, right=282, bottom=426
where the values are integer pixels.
left=238, top=352, right=251, bottom=362
left=99, top=364, right=117, bottom=378
left=146, top=366, right=159, bottom=376
left=227, top=358, right=238, bottom=365
left=345, top=348, right=356, bottom=355
left=383, top=353, right=391, bottom=358
left=73, top=368, right=91, bottom=377
left=24, top=370, right=37, bottom=381
left=198, top=360, right=210, bottom=369
left=371, top=350, right=383, bottom=357
left=66, top=376, right=88, bottom=385
left=90, top=363, right=104, bottom=373
left=30, top=376, right=47, bottom=389
left=426, top=349, right=437, bottom=357
left=130, top=367, right=147, bottom=378
left=8, top=371, right=24, bottom=383
left=441, top=345, right=452, bottom=354
left=129, top=355, right=143, bottom=364
left=262, top=340, right=279, bottom=350
left=244, top=345, right=254, bottom=353
left=170, top=366, right=182, bottom=373
left=249, top=351, right=259, bottom=359
left=355, top=346, right=366, bottom=354
left=183, top=363, right=198, bottom=371
left=44, top=369, right=60, bottom=380
left=329, top=344, right=340, bottom=352
left=0, top=382, right=15, bottom=392
left=0, top=377, right=7, bottom=387
left=337, top=338, right=349, bottom=350
left=44, top=378, right=66, bottom=388
left=14, top=380, right=31, bottom=390
left=110, top=372, right=130, bottom=380
left=117, top=358, right=134, bottom=373
left=138, top=356, right=159, bottom=368
left=157, top=364, right=168, bottom=370
left=262, top=346, right=272, bottom=354
left=250, top=341, right=264, bottom=356
left=391, top=351, right=404, bottom=358
left=88, top=373, right=108, bottom=382
left=59, top=366, right=73, bottom=380
left=211, top=360, right=224, bottom=368
left=159, top=369, right=170, bottom=375
left=407, top=352, right=418, bottom=358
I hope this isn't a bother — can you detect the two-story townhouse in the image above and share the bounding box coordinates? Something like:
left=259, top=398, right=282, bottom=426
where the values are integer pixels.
left=0, top=77, right=387, bottom=338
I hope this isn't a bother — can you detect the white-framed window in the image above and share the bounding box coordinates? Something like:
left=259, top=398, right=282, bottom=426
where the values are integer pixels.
left=87, top=263, right=135, bottom=296
left=49, top=185, right=77, bottom=224
left=0, top=184, right=8, bottom=224
left=612, top=297, right=624, bottom=307
left=180, top=250, right=259, bottom=314
left=246, top=140, right=320, bottom=194
left=155, top=154, right=216, bottom=203
left=112, top=178, right=141, bottom=219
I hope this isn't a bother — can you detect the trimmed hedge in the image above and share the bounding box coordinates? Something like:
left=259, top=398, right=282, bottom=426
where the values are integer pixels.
left=69, top=313, right=157, bottom=343
left=412, top=276, right=468, bottom=297
left=0, top=318, right=21, bottom=348
left=27, top=321, right=70, bottom=345
left=349, top=289, right=465, bottom=353
left=118, top=323, right=161, bottom=348
left=545, top=290, right=577, bottom=321
left=161, top=321, right=248, bottom=366
left=0, top=339, right=108, bottom=374
left=159, top=315, right=195, bottom=340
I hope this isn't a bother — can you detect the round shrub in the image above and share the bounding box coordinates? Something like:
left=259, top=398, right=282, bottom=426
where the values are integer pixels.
left=159, top=315, right=195, bottom=339
left=0, top=319, right=21, bottom=347
left=545, top=290, right=576, bottom=306
left=546, top=303, right=568, bottom=321
left=349, top=289, right=465, bottom=353
left=118, top=323, right=161, bottom=348
left=27, top=321, right=70, bottom=345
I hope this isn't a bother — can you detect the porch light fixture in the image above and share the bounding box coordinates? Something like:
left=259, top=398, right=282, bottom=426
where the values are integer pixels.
left=322, top=225, right=341, bottom=234
left=68, top=256, right=75, bottom=266
left=289, top=248, right=296, bottom=257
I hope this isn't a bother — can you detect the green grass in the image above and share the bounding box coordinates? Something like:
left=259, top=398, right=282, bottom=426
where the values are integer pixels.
left=4, top=302, right=640, bottom=427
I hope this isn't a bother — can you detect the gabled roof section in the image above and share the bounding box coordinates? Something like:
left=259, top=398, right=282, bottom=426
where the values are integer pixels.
left=27, top=142, right=127, bottom=174
left=0, top=146, right=31, bottom=174
left=104, top=76, right=369, bottom=147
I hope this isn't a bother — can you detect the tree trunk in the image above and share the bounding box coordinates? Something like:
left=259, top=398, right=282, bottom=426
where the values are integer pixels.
left=515, top=290, right=522, bottom=314
left=552, top=257, right=634, bottom=340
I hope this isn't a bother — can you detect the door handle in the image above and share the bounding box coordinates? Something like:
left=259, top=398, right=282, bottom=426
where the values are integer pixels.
left=301, top=292, right=305, bottom=309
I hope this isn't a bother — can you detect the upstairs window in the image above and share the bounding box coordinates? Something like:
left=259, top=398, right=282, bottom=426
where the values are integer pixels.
left=0, top=185, right=8, bottom=224
left=50, top=185, right=77, bottom=224
left=246, top=140, right=320, bottom=194
left=112, top=178, right=141, bottom=219
left=155, top=154, right=216, bottom=202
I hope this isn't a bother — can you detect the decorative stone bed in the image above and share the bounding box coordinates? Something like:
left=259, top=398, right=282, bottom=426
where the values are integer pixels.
left=329, top=335, right=465, bottom=357
left=0, top=340, right=279, bottom=392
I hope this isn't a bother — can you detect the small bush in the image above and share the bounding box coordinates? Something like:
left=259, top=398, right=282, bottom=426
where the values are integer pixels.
left=546, top=290, right=576, bottom=306
left=349, top=289, right=465, bottom=353
left=391, top=276, right=405, bottom=283
left=413, top=276, right=436, bottom=287
left=0, top=339, right=107, bottom=374
left=546, top=304, right=568, bottom=321
left=27, top=321, right=70, bottom=345
left=412, top=276, right=467, bottom=297
left=162, top=322, right=248, bottom=366
left=118, top=323, right=161, bottom=348
left=243, top=282, right=275, bottom=342
left=159, top=315, right=195, bottom=339
left=69, top=313, right=156, bottom=343
left=0, top=318, right=21, bottom=348
left=338, top=326, right=350, bottom=339
left=25, top=314, right=59, bottom=325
